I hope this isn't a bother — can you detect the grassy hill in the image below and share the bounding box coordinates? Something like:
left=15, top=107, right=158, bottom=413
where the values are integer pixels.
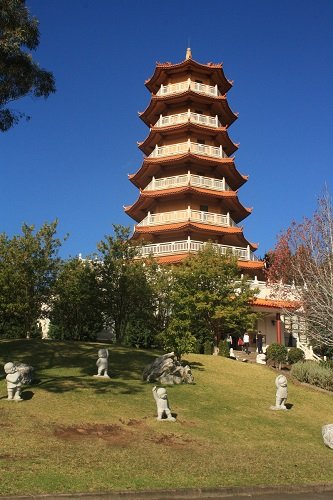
left=1, top=339, right=333, bottom=495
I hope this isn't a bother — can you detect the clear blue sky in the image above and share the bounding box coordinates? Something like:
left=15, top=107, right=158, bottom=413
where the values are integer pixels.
left=2, top=0, right=333, bottom=258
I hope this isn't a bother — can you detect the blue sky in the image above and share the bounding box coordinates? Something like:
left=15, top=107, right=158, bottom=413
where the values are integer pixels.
left=2, top=0, right=333, bottom=258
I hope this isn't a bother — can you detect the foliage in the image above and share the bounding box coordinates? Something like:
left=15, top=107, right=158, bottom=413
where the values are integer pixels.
left=266, top=343, right=288, bottom=369
left=287, top=347, right=305, bottom=364
left=158, top=245, right=259, bottom=358
left=96, top=225, right=156, bottom=344
left=266, top=189, right=333, bottom=348
left=49, top=257, right=103, bottom=341
left=0, top=0, right=55, bottom=131
left=203, top=340, right=213, bottom=355
left=158, top=316, right=197, bottom=360
left=0, top=221, right=62, bottom=338
left=218, top=339, right=230, bottom=357
left=291, top=360, right=333, bottom=391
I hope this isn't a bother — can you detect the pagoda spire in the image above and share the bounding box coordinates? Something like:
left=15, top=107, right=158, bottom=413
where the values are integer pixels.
left=185, top=47, right=192, bottom=60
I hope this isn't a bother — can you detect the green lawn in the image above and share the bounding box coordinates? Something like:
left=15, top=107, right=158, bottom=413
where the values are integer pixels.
left=1, top=339, right=333, bottom=495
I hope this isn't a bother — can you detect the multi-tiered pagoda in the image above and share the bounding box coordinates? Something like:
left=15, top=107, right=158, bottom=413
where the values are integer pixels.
left=125, top=49, right=264, bottom=279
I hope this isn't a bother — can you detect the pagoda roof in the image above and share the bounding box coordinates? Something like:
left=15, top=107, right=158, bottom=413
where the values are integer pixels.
left=139, top=91, right=237, bottom=128
left=156, top=254, right=264, bottom=271
left=128, top=153, right=248, bottom=191
left=133, top=222, right=258, bottom=251
left=124, top=186, right=251, bottom=224
left=138, top=122, right=238, bottom=157
left=250, top=297, right=299, bottom=311
left=145, top=57, right=232, bottom=95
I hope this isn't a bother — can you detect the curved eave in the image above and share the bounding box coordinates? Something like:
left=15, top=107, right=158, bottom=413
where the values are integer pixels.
left=125, top=186, right=251, bottom=223
left=138, top=122, right=238, bottom=157
left=133, top=222, right=257, bottom=250
left=250, top=297, right=300, bottom=311
left=145, top=58, right=232, bottom=95
left=139, top=91, right=237, bottom=128
left=128, top=153, right=248, bottom=191
left=156, top=254, right=261, bottom=269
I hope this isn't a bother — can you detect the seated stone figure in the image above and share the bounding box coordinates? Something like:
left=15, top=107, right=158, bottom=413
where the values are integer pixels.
left=270, top=374, right=288, bottom=410
left=95, top=348, right=110, bottom=378
left=152, top=386, right=176, bottom=422
left=4, top=362, right=23, bottom=401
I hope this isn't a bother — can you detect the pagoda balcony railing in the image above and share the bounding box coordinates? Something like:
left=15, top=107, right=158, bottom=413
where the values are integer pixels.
left=150, top=140, right=227, bottom=159
left=139, top=239, right=256, bottom=261
left=156, top=79, right=221, bottom=97
left=137, top=209, right=237, bottom=228
left=144, top=173, right=231, bottom=192
left=155, top=111, right=221, bottom=128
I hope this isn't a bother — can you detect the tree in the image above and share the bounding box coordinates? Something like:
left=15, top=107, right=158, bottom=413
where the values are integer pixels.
left=266, top=189, right=333, bottom=348
left=0, top=221, right=62, bottom=338
left=96, top=225, right=156, bottom=345
left=49, top=257, right=103, bottom=341
left=158, top=245, right=259, bottom=358
left=0, top=0, right=55, bottom=131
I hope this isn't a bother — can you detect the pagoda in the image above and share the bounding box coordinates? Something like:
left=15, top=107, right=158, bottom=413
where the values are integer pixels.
left=125, top=49, right=264, bottom=279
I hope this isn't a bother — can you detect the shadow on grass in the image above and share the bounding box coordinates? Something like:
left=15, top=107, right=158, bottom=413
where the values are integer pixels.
left=33, top=375, right=146, bottom=395
left=182, top=360, right=205, bottom=371
left=0, top=340, right=205, bottom=395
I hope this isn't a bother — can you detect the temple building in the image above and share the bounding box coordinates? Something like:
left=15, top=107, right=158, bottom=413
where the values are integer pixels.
left=124, top=50, right=311, bottom=355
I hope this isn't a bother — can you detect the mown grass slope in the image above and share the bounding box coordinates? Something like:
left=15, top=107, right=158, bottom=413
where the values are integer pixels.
left=1, top=339, right=333, bottom=495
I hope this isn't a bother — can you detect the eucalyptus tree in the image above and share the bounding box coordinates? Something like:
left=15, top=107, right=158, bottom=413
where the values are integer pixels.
left=0, top=221, right=62, bottom=338
left=0, top=0, right=55, bottom=131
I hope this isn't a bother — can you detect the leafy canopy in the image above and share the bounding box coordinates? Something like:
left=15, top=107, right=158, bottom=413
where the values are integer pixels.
left=0, top=0, right=55, bottom=131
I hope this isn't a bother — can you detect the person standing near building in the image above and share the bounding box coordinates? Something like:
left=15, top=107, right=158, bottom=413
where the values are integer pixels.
left=243, top=332, right=250, bottom=354
left=257, top=331, right=263, bottom=354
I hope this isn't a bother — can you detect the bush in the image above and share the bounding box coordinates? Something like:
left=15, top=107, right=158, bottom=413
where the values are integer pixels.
left=218, top=339, right=230, bottom=357
left=266, top=343, right=288, bottom=369
left=203, top=340, right=213, bottom=355
left=291, top=360, right=333, bottom=391
left=287, top=347, right=305, bottom=364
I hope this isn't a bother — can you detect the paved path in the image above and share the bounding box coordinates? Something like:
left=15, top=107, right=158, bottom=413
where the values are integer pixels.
left=2, top=485, right=333, bottom=500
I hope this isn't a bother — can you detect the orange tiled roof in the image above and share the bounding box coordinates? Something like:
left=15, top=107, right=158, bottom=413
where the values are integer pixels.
left=238, top=260, right=264, bottom=270
left=134, top=222, right=243, bottom=235
left=139, top=91, right=237, bottom=128
left=124, top=187, right=251, bottom=224
left=145, top=58, right=232, bottom=95
left=250, top=297, right=300, bottom=310
left=138, top=122, right=238, bottom=157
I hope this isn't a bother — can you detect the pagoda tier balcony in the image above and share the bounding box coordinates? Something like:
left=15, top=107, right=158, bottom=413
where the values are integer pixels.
left=144, top=173, right=231, bottom=192
left=155, top=111, right=221, bottom=128
left=137, top=209, right=237, bottom=228
left=150, top=141, right=227, bottom=159
left=156, top=79, right=221, bottom=97
left=139, top=239, right=256, bottom=261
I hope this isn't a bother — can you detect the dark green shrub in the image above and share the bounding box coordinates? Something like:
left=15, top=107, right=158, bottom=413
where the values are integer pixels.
left=203, top=340, right=213, bottom=355
left=218, top=339, right=230, bottom=357
left=266, top=343, right=288, bottom=369
left=287, top=347, right=305, bottom=364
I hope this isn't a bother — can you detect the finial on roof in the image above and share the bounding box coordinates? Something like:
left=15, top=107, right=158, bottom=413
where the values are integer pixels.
left=186, top=47, right=192, bottom=60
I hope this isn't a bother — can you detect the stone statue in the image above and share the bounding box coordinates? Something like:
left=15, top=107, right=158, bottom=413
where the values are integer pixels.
left=256, top=353, right=266, bottom=365
left=143, top=352, right=194, bottom=385
left=4, top=362, right=23, bottom=401
left=152, top=386, right=176, bottom=422
left=270, top=374, right=288, bottom=410
left=94, top=348, right=110, bottom=378
left=322, top=424, right=333, bottom=449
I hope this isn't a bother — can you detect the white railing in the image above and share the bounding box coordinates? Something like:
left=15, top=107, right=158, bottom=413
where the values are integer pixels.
left=156, top=111, right=221, bottom=128
left=150, top=141, right=227, bottom=159
left=145, top=174, right=231, bottom=192
left=139, top=239, right=256, bottom=261
left=137, top=209, right=236, bottom=228
left=156, top=80, right=221, bottom=97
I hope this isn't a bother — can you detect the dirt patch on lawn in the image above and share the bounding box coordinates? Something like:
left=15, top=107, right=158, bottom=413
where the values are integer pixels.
left=54, top=423, right=129, bottom=444
left=149, top=432, right=197, bottom=448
